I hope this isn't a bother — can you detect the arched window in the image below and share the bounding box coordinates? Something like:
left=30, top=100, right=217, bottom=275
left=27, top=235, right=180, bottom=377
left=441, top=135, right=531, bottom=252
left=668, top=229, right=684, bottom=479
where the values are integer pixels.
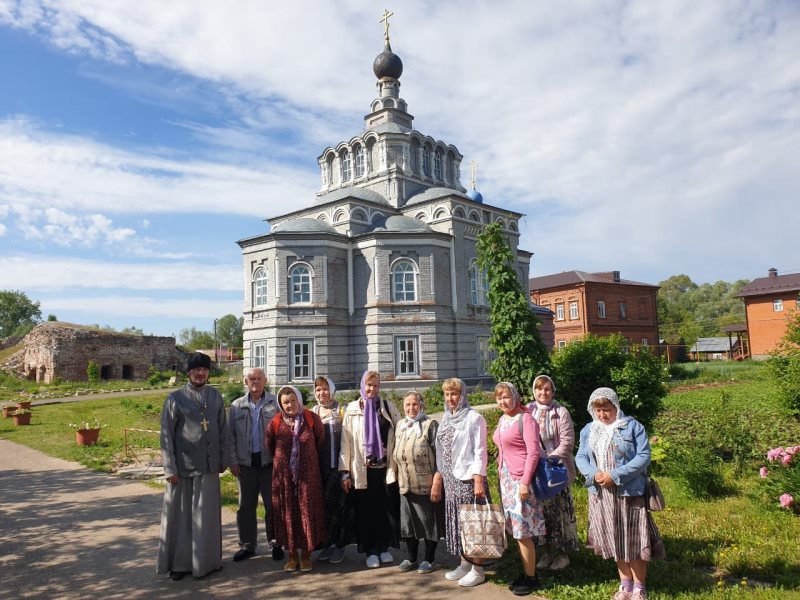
left=453, top=207, right=466, bottom=219
left=433, top=149, right=443, bottom=180
left=289, top=264, right=311, bottom=303
left=391, top=259, right=417, bottom=302
left=341, top=150, right=352, bottom=181
left=354, top=146, right=366, bottom=177
left=253, top=268, right=268, bottom=307
left=433, top=207, right=448, bottom=219
left=351, top=208, right=368, bottom=222
left=422, top=147, right=431, bottom=177
left=469, top=259, right=489, bottom=305
left=333, top=209, right=347, bottom=223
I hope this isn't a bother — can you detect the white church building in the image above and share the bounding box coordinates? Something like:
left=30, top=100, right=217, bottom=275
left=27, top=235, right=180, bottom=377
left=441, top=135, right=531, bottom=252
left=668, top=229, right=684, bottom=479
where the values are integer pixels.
left=238, top=30, right=542, bottom=388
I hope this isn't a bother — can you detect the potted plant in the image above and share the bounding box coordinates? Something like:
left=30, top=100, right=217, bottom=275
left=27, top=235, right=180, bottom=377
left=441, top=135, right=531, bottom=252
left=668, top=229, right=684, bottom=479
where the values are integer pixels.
left=12, top=409, right=32, bottom=426
left=69, top=418, right=104, bottom=446
left=2, top=403, right=14, bottom=418
left=17, top=400, right=33, bottom=410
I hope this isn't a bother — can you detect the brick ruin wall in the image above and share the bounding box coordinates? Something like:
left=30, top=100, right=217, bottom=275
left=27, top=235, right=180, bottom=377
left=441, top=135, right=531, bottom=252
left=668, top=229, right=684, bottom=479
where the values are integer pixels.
left=13, top=324, right=176, bottom=383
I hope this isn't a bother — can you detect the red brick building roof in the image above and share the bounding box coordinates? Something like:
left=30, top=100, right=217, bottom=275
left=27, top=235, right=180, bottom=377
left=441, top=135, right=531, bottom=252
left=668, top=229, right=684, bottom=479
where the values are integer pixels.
left=736, top=269, right=800, bottom=298
left=529, top=270, right=658, bottom=290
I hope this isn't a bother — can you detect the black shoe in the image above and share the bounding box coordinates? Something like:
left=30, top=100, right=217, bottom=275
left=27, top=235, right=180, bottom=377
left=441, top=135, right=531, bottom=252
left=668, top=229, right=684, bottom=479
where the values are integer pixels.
left=233, top=548, right=255, bottom=562
left=170, top=571, right=189, bottom=581
left=511, top=575, right=542, bottom=596
left=272, top=545, right=285, bottom=561
left=508, top=573, right=525, bottom=591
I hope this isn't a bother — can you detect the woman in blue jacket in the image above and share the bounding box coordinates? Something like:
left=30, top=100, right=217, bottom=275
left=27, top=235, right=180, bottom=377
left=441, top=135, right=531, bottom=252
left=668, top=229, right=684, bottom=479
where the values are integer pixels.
left=575, top=388, right=665, bottom=600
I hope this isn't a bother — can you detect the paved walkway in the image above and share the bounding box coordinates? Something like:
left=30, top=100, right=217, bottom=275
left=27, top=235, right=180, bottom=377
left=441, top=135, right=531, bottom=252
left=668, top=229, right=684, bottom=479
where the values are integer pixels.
left=0, top=439, right=547, bottom=600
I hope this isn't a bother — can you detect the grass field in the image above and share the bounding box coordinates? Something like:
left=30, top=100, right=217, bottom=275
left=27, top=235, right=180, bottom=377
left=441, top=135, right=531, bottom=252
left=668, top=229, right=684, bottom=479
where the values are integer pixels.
left=1, top=363, right=799, bottom=599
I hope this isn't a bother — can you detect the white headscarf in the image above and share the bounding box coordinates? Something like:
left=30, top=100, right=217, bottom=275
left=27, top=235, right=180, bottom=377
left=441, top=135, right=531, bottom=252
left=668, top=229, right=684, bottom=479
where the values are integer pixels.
left=397, top=391, right=426, bottom=437
left=438, top=379, right=471, bottom=435
left=530, top=374, right=558, bottom=441
left=587, top=387, right=630, bottom=471
left=314, top=376, right=337, bottom=409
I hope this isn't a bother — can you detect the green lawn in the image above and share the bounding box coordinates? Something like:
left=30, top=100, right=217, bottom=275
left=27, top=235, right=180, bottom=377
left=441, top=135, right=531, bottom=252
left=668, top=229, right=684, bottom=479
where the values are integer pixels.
left=2, top=371, right=799, bottom=599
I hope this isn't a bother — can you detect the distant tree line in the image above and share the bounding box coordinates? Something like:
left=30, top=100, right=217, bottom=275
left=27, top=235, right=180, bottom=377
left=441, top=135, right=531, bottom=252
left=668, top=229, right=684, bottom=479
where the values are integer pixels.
left=657, top=274, right=749, bottom=346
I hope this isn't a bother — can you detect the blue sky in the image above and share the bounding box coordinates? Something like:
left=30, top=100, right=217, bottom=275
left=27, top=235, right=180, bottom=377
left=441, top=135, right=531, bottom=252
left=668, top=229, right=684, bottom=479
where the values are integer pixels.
left=1, top=0, right=798, bottom=337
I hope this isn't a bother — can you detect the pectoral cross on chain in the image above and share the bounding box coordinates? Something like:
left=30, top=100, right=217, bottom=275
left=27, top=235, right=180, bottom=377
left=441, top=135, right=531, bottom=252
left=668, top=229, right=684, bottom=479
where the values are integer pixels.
left=200, top=417, right=209, bottom=432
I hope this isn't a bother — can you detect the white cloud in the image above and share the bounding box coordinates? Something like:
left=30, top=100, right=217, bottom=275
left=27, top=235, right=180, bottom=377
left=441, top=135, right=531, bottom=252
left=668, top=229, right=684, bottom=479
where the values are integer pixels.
left=0, top=255, right=241, bottom=291
left=1, top=0, right=799, bottom=286
left=42, top=295, right=241, bottom=319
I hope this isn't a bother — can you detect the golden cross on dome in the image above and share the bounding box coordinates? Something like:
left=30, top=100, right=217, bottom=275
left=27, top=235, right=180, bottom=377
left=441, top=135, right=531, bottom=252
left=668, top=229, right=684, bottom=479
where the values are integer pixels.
left=470, top=160, right=479, bottom=190
left=380, top=9, right=394, bottom=44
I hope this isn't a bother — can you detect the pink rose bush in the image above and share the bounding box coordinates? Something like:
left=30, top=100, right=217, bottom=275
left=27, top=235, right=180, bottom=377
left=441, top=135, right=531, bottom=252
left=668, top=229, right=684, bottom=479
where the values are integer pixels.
left=760, top=445, right=800, bottom=515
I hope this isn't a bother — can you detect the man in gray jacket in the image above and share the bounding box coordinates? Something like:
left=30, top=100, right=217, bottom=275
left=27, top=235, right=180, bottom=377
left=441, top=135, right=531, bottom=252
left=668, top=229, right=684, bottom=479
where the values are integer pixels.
left=228, top=367, right=282, bottom=561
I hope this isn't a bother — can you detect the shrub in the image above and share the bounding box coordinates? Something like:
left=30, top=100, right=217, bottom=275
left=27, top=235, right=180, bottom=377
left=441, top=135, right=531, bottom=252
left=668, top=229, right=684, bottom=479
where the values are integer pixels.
left=147, top=366, right=169, bottom=386
left=422, top=381, right=443, bottom=411
left=87, top=360, right=100, bottom=384
left=767, top=312, right=800, bottom=415
left=551, top=334, right=667, bottom=430
left=219, top=381, right=245, bottom=406
left=669, top=446, right=729, bottom=499
left=758, top=445, right=800, bottom=515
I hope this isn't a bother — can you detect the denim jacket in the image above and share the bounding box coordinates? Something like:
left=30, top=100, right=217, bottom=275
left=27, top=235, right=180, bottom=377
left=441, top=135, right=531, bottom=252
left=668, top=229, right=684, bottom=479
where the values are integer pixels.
left=575, top=417, right=651, bottom=497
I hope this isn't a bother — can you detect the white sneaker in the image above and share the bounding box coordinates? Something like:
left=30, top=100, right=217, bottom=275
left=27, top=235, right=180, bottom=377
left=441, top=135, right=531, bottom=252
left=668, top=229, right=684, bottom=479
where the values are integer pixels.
left=379, top=551, right=394, bottom=564
left=458, top=569, right=486, bottom=587
left=445, top=563, right=471, bottom=581
left=365, top=554, right=380, bottom=569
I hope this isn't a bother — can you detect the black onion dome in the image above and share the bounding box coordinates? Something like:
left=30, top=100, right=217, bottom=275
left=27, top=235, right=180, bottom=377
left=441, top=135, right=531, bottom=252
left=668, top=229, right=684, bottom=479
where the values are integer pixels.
left=373, top=43, right=403, bottom=79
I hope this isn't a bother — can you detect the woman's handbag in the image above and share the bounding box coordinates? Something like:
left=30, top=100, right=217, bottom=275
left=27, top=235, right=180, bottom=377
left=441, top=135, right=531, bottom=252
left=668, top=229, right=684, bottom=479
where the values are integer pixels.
left=645, top=476, right=666, bottom=511
left=533, top=454, right=569, bottom=500
left=458, top=502, right=507, bottom=561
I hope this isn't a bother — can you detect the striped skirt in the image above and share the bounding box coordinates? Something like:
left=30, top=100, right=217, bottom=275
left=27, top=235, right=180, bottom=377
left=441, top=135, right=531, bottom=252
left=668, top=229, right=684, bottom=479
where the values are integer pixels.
left=586, top=490, right=666, bottom=562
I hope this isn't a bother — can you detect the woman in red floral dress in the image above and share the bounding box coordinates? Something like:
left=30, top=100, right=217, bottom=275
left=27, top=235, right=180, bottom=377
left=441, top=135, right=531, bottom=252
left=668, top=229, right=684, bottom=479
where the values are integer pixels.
left=267, top=385, right=327, bottom=572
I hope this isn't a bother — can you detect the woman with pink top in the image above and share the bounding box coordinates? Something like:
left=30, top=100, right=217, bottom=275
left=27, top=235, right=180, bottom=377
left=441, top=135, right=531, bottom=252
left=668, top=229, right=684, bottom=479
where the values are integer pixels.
left=493, top=381, right=546, bottom=596
left=528, top=375, right=579, bottom=570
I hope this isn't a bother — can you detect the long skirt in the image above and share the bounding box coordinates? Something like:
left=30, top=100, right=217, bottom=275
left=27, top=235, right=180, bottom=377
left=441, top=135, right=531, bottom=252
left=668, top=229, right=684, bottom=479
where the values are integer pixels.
left=536, top=485, right=580, bottom=552
left=400, top=491, right=445, bottom=541
left=586, top=491, right=666, bottom=562
left=499, top=462, right=546, bottom=540
left=354, top=467, right=400, bottom=554
left=320, top=463, right=357, bottom=548
left=156, top=474, right=222, bottom=578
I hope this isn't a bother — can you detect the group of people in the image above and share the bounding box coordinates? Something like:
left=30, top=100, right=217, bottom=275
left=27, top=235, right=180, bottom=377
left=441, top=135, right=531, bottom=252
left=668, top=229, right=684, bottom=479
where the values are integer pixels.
left=156, top=352, right=664, bottom=600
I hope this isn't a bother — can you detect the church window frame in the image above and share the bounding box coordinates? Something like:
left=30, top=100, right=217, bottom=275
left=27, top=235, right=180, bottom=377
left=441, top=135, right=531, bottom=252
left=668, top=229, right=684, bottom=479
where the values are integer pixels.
left=569, top=301, right=579, bottom=320
left=251, top=341, right=267, bottom=370
left=354, top=145, right=366, bottom=177
left=468, top=210, right=481, bottom=222
left=391, top=258, right=418, bottom=303
left=333, top=208, right=347, bottom=223
left=422, top=147, right=431, bottom=177
left=351, top=208, right=368, bottom=222
left=341, top=149, right=352, bottom=181
left=433, top=149, right=443, bottom=180
left=253, top=267, right=268, bottom=307
left=453, top=206, right=466, bottom=219
left=289, top=263, right=312, bottom=304
left=394, top=335, right=420, bottom=376
left=433, top=207, right=448, bottom=220
left=289, top=338, right=314, bottom=382
left=469, top=259, right=489, bottom=305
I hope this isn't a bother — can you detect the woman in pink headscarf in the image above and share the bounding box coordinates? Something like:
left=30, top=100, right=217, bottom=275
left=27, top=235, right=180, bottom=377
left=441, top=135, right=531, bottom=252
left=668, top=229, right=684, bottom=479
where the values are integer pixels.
left=339, top=371, right=402, bottom=569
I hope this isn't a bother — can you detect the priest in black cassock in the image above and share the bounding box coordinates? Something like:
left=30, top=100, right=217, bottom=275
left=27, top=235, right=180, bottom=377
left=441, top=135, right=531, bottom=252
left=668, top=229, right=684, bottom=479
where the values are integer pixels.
left=157, top=352, right=232, bottom=580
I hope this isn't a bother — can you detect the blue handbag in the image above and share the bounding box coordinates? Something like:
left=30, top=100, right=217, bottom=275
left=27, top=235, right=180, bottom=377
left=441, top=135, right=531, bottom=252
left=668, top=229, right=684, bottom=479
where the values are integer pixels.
left=533, top=454, right=568, bottom=500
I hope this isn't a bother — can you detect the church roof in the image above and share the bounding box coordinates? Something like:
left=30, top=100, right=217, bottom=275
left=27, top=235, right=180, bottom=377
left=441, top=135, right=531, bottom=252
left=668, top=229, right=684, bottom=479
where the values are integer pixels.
left=406, top=186, right=472, bottom=205
left=271, top=218, right=339, bottom=234
left=314, top=186, right=390, bottom=207
left=376, top=215, right=432, bottom=232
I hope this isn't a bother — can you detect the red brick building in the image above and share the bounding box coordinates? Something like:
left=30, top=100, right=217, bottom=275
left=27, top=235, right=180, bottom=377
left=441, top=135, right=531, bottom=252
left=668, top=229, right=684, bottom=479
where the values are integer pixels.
left=529, top=270, right=659, bottom=349
left=735, top=268, right=800, bottom=359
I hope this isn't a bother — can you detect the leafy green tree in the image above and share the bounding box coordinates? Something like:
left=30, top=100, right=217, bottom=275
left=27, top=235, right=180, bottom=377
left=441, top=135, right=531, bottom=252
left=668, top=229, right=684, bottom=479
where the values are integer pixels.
left=0, top=290, right=42, bottom=337
left=47, top=314, right=57, bottom=321
left=476, top=222, right=549, bottom=396
left=551, top=334, right=667, bottom=430
left=179, top=327, right=215, bottom=350
left=216, top=314, right=243, bottom=349
left=87, top=360, right=100, bottom=384
left=767, top=312, right=800, bottom=415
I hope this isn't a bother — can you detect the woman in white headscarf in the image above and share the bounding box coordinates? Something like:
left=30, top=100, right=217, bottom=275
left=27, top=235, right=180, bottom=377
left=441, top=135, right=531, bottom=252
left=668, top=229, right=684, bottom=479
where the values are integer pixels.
left=393, top=390, right=445, bottom=575
left=311, top=376, right=356, bottom=564
left=528, top=375, right=579, bottom=571
left=433, top=377, right=490, bottom=588
left=575, top=387, right=665, bottom=600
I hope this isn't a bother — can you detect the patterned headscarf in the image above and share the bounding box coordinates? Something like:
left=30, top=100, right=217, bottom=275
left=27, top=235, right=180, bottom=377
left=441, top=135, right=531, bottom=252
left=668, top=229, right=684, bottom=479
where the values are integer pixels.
left=530, top=375, right=558, bottom=441
left=587, top=387, right=630, bottom=471
left=495, top=381, right=522, bottom=409
left=398, top=391, right=426, bottom=437
left=361, top=371, right=384, bottom=461
left=277, top=385, right=304, bottom=487
left=438, top=378, right=471, bottom=435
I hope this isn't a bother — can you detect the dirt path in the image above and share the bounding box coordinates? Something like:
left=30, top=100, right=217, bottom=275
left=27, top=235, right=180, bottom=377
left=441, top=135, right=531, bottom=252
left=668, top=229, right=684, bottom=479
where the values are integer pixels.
left=0, top=439, right=546, bottom=600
